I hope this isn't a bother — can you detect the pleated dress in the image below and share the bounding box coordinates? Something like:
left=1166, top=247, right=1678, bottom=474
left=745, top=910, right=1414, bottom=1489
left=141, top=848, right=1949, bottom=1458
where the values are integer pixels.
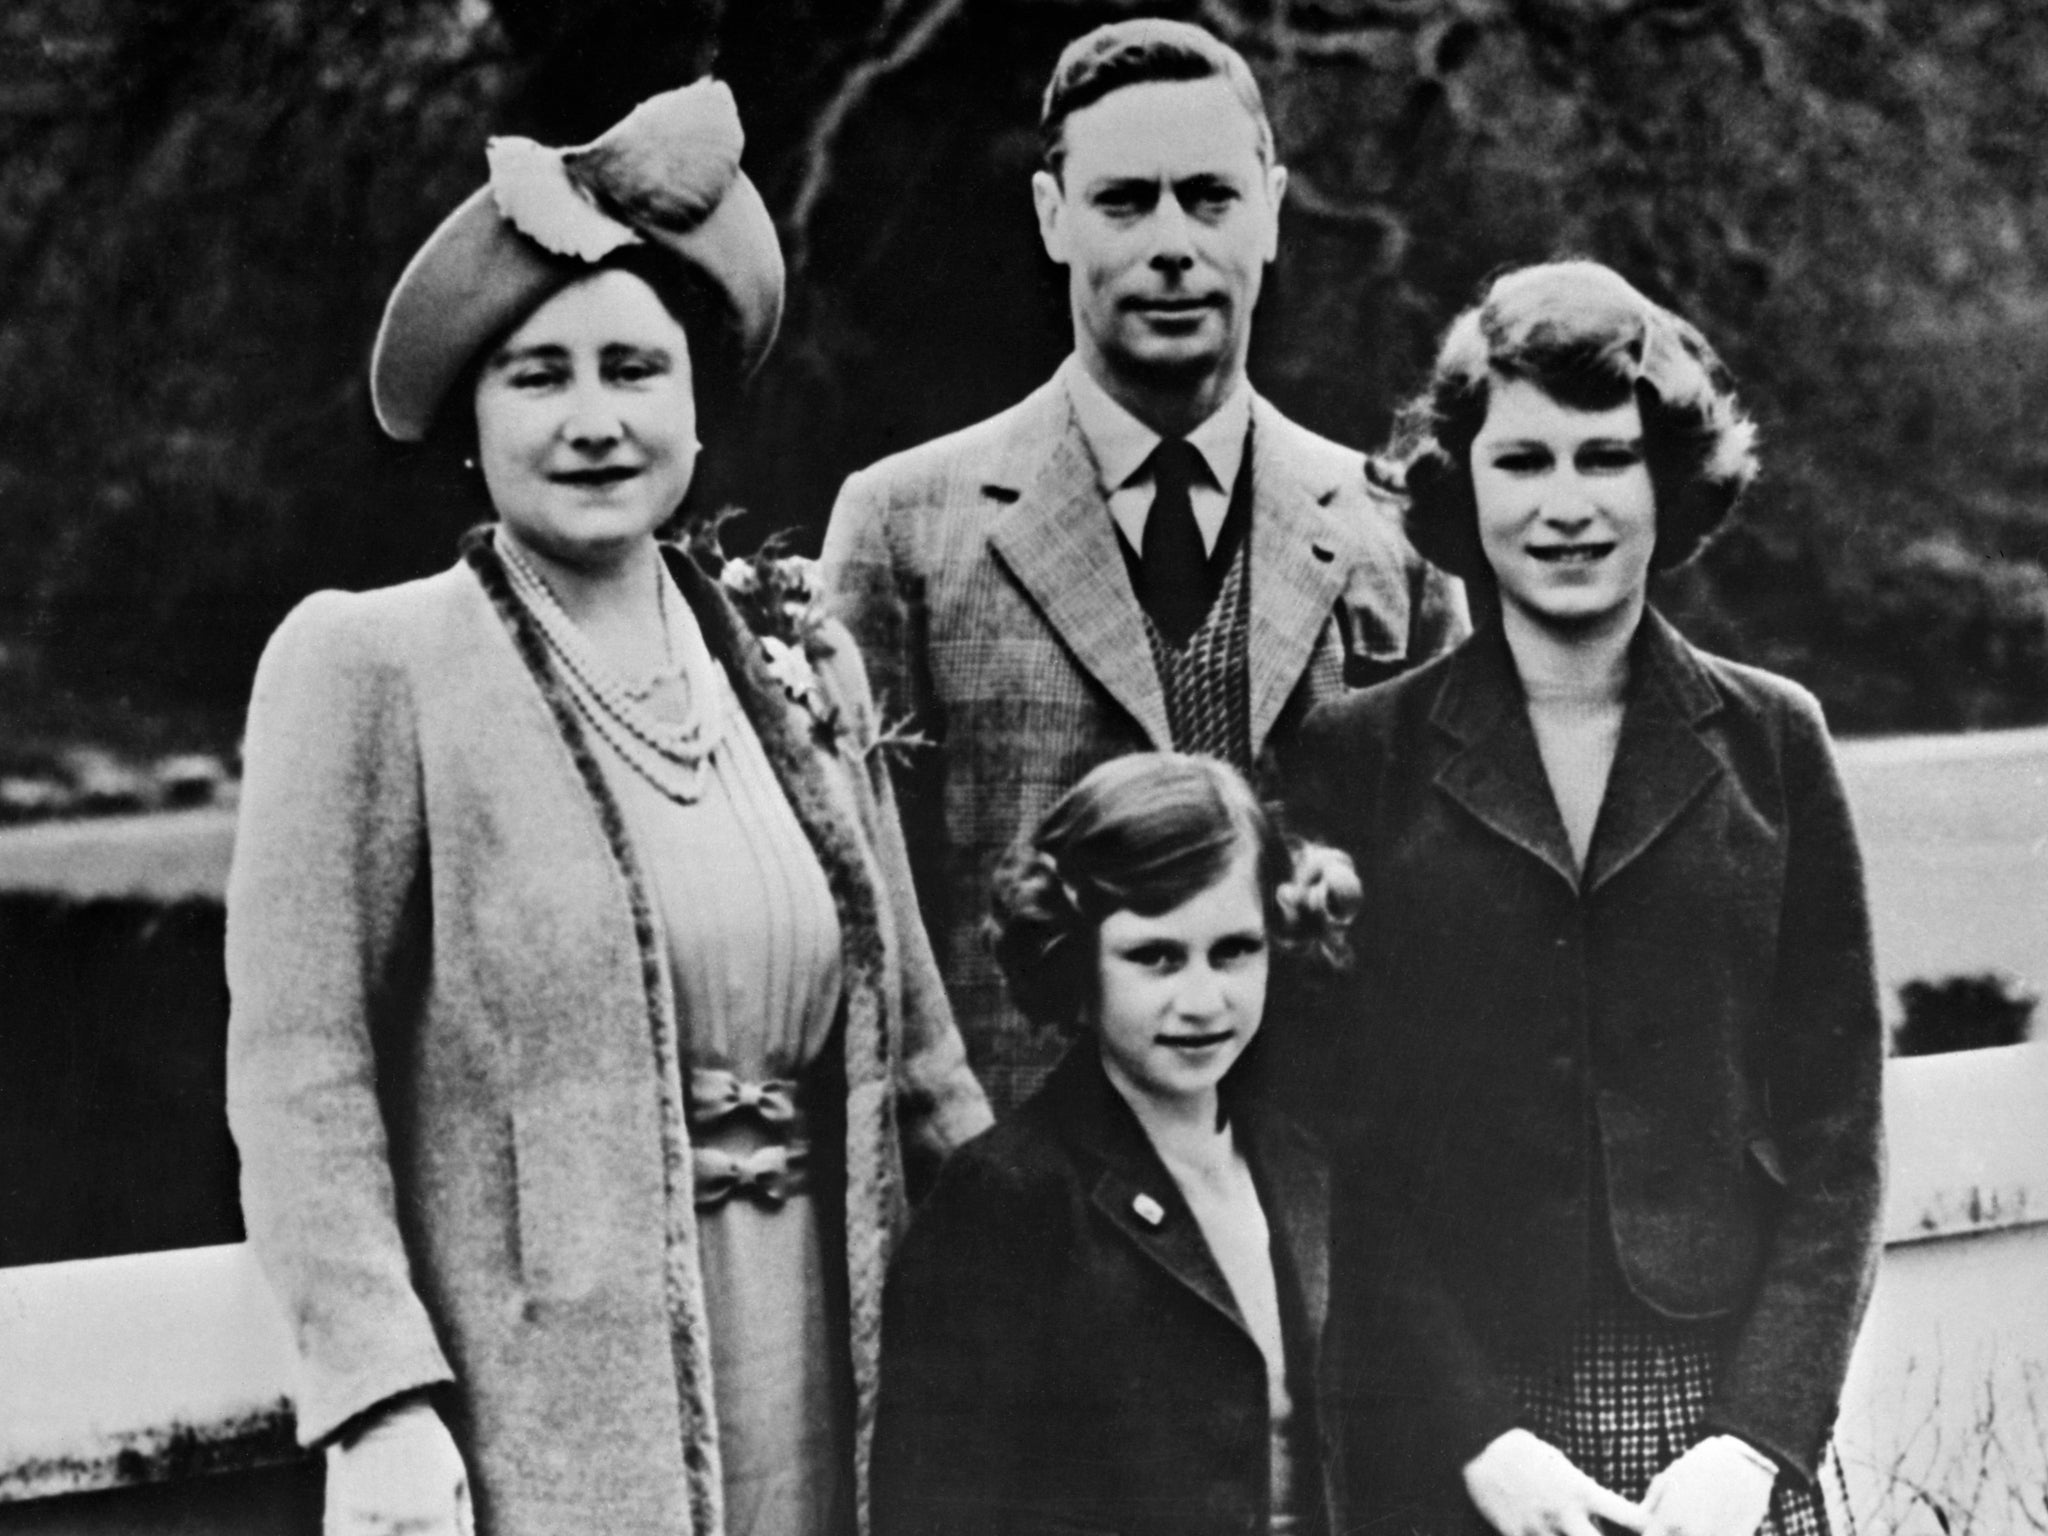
left=501, top=537, right=853, bottom=1536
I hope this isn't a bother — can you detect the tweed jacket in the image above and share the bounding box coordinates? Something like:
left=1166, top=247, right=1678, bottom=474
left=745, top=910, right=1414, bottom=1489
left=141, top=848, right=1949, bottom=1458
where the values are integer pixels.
left=225, top=534, right=991, bottom=1536
left=1284, top=611, right=1885, bottom=1504
left=821, top=371, right=1467, bottom=1112
left=871, top=1044, right=1337, bottom=1536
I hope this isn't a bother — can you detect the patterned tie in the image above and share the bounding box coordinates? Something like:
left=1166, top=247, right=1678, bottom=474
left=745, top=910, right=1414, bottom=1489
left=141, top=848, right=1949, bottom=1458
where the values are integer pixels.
left=1141, top=437, right=1208, bottom=649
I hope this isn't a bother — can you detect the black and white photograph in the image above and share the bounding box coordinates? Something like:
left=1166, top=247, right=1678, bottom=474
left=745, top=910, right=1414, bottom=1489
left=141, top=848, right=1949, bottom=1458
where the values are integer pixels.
left=0, top=3, right=2043, bottom=1534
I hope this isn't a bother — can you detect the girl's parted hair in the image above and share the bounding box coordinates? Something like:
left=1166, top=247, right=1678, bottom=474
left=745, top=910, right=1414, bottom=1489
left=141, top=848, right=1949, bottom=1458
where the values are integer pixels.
left=988, top=753, right=1358, bottom=1036
left=1377, top=260, right=1760, bottom=582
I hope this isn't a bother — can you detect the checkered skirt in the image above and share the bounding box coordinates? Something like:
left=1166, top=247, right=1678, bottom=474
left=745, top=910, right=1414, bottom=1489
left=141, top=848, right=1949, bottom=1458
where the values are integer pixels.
left=1501, top=1290, right=1830, bottom=1536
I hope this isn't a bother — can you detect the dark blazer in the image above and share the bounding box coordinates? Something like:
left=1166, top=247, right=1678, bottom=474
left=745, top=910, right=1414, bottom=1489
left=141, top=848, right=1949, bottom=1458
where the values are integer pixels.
left=1285, top=611, right=1884, bottom=1506
left=871, top=1044, right=1338, bottom=1536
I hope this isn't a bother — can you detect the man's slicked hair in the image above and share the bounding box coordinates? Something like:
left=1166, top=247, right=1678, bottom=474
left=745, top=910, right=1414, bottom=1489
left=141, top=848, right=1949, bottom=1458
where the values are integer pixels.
left=1039, top=18, right=1275, bottom=180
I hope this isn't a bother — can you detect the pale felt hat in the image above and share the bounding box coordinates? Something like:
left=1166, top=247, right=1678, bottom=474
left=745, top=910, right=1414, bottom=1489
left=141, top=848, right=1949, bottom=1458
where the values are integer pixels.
left=369, top=78, right=784, bottom=442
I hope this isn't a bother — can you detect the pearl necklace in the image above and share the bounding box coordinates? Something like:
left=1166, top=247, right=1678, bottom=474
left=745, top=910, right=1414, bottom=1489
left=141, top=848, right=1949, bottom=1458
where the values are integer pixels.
left=497, top=529, right=726, bottom=804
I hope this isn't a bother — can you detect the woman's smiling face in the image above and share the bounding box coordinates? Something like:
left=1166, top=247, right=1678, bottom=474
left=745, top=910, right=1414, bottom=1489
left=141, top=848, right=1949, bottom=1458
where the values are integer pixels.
left=1091, top=849, right=1269, bottom=1115
left=473, top=267, right=699, bottom=571
left=1471, top=375, right=1657, bottom=639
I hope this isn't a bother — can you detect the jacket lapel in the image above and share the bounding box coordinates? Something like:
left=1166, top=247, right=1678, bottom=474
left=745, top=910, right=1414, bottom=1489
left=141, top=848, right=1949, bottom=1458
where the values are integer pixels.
left=1242, top=1108, right=1329, bottom=1350
left=986, top=382, right=1174, bottom=750
left=1581, top=609, right=1726, bottom=894
left=1245, top=399, right=1350, bottom=756
left=460, top=533, right=727, bottom=1533
left=1429, top=613, right=1729, bottom=894
left=1430, top=624, right=1581, bottom=889
left=1047, top=1050, right=1249, bottom=1334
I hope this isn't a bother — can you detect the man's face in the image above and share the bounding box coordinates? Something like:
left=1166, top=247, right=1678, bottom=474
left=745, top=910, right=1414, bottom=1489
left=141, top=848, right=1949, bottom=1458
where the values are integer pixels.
left=1034, top=78, right=1286, bottom=405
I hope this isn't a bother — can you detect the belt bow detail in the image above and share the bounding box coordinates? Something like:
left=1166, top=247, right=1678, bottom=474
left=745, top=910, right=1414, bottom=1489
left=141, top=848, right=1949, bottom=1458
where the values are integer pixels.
left=692, top=1143, right=809, bottom=1211
left=687, top=1067, right=801, bottom=1131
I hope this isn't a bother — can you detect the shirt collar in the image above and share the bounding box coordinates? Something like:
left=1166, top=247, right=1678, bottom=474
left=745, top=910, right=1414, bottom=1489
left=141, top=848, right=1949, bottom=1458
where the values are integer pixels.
left=1062, top=355, right=1253, bottom=494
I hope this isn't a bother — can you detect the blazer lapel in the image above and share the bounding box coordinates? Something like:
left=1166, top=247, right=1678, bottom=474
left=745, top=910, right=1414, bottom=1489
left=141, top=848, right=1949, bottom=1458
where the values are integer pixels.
left=1048, top=1051, right=1248, bottom=1334
left=1242, top=1109, right=1329, bottom=1350
left=1430, top=625, right=1580, bottom=889
left=987, top=385, right=1173, bottom=750
left=1245, top=399, right=1350, bottom=755
left=1582, top=610, right=1726, bottom=894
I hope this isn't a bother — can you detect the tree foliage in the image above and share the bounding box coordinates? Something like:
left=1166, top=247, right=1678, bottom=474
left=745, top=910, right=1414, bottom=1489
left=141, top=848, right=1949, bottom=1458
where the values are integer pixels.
left=2, top=0, right=2045, bottom=732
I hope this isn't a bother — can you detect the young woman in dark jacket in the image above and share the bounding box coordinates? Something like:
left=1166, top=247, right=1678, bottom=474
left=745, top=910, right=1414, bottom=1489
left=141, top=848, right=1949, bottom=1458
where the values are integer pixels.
left=1287, top=262, right=1884, bottom=1536
left=872, top=753, right=1359, bottom=1536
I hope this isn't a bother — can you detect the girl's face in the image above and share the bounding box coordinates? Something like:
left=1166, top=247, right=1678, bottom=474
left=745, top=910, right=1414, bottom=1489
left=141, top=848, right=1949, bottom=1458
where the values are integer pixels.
left=1471, top=375, right=1657, bottom=639
left=473, top=267, right=700, bottom=572
left=1092, top=849, right=1269, bottom=1115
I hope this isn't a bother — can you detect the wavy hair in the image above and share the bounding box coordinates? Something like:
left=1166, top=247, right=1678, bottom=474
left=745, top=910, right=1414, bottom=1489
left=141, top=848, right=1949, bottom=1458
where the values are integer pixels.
left=1375, top=260, right=1760, bottom=583
left=988, top=753, right=1358, bottom=1038
left=1038, top=19, right=1275, bottom=179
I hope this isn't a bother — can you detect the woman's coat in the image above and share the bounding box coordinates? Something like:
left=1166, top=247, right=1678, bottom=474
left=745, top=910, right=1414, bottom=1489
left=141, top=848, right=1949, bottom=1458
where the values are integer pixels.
left=225, top=534, right=991, bottom=1536
left=871, top=1045, right=1338, bottom=1536
left=1285, top=611, right=1884, bottom=1506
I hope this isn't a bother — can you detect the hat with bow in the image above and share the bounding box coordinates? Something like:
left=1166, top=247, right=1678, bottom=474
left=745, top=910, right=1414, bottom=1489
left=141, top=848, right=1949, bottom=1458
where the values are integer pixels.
left=369, top=78, right=784, bottom=442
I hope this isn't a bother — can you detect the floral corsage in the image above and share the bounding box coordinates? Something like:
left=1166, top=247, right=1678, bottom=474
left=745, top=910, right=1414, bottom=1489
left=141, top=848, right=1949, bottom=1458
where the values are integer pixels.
left=687, top=514, right=846, bottom=752
left=690, top=514, right=931, bottom=766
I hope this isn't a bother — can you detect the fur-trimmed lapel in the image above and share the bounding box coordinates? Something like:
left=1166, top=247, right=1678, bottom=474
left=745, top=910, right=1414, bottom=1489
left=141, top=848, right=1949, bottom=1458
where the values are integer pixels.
left=663, top=540, right=910, bottom=1535
left=464, top=530, right=908, bottom=1536
left=657, top=543, right=895, bottom=1091
left=461, top=529, right=726, bottom=1536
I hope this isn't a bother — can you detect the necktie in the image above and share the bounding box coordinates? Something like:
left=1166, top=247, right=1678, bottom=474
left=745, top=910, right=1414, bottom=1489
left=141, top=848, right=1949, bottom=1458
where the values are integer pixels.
left=1141, top=437, right=1208, bottom=649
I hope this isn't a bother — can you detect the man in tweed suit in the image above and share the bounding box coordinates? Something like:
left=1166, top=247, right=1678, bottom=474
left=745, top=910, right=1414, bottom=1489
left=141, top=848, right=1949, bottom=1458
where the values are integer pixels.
left=821, top=17, right=1466, bottom=1112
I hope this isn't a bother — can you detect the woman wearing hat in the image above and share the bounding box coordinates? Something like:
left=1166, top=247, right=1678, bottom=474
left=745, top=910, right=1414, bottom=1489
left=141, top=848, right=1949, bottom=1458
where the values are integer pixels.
left=1287, top=262, right=1884, bottom=1536
left=225, top=81, right=990, bottom=1536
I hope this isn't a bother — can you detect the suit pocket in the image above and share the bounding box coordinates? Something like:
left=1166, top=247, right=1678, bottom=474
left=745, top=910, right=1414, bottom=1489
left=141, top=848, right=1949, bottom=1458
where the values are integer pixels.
left=1596, top=1089, right=1760, bottom=1318
left=511, top=1082, right=619, bottom=1303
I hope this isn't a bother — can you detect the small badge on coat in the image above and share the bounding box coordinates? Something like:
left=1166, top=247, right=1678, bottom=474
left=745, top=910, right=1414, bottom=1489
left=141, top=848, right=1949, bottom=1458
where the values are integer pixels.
left=1132, top=1193, right=1166, bottom=1226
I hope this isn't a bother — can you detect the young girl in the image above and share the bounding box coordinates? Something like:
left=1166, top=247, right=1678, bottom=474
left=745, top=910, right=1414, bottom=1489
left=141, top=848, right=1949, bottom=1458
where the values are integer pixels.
left=1289, top=261, right=1884, bottom=1536
left=870, top=752, right=1358, bottom=1536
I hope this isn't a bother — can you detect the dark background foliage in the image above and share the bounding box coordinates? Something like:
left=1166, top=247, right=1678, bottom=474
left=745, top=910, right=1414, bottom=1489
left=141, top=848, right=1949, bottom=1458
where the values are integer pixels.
left=4, top=0, right=2047, bottom=746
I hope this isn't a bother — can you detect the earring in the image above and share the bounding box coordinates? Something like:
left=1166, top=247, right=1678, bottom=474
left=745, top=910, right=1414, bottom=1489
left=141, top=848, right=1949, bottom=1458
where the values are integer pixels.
left=462, top=456, right=479, bottom=473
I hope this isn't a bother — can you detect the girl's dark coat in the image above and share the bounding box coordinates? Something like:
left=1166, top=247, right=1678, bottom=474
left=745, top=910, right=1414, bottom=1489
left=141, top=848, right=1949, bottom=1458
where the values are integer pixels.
left=1284, top=611, right=1884, bottom=1509
left=871, top=1045, right=1338, bottom=1536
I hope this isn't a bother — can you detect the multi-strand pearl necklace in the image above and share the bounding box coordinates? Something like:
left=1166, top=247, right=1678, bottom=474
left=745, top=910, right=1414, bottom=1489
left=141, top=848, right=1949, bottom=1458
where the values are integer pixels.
left=497, top=529, right=726, bottom=805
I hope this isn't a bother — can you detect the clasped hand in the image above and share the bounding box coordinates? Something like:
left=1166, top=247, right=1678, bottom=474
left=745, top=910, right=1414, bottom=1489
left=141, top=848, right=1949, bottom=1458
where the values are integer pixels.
left=1641, top=1436, right=1778, bottom=1536
left=1465, top=1428, right=1645, bottom=1536
left=324, top=1396, right=474, bottom=1536
left=1466, top=1430, right=1777, bottom=1536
